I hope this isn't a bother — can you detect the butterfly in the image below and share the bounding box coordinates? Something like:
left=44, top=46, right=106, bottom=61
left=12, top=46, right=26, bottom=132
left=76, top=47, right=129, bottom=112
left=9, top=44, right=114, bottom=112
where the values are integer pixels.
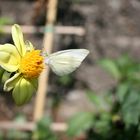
left=45, top=49, right=89, bottom=76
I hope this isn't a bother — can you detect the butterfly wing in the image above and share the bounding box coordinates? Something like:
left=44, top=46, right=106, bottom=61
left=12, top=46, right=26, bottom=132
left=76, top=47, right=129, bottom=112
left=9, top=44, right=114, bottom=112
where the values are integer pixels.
left=45, top=49, right=89, bottom=76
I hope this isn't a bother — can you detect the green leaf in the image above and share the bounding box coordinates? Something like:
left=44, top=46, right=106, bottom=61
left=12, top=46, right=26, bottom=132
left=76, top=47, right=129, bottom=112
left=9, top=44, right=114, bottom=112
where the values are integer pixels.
left=99, top=59, right=121, bottom=80
left=94, top=113, right=111, bottom=134
left=117, top=83, right=129, bottom=103
left=86, top=90, right=102, bottom=106
left=121, top=90, right=140, bottom=125
left=33, top=116, right=57, bottom=140
left=86, top=90, right=111, bottom=111
left=67, top=112, right=93, bottom=137
left=37, top=116, right=52, bottom=130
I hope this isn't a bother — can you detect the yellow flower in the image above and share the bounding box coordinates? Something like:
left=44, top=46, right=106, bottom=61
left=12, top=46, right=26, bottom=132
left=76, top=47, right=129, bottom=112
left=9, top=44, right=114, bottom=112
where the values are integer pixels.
left=0, top=24, right=44, bottom=105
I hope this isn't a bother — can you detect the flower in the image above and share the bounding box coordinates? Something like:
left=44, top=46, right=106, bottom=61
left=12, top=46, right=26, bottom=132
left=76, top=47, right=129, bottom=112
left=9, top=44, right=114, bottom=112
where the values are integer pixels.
left=0, top=24, right=89, bottom=106
left=0, top=24, right=44, bottom=105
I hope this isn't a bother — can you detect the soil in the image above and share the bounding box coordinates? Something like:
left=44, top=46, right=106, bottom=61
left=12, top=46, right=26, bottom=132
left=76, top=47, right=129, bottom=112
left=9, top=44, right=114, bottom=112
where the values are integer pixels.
left=0, top=0, right=140, bottom=122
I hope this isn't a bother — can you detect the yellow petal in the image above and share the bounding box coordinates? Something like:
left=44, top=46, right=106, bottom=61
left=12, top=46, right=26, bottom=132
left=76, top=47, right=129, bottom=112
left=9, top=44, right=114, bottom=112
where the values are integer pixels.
left=12, top=24, right=26, bottom=56
left=0, top=44, right=20, bottom=72
left=4, top=73, right=21, bottom=91
left=12, top=77, right=36, bottom=105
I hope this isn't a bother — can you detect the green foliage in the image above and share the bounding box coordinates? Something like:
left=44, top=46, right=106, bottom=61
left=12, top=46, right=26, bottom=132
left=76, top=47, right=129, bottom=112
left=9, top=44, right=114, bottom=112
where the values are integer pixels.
left=99, top=59, right=121, bottom=80
left=0, top=114, right=31, bottom=139
left=7, top=130, right=30, bottom=139
left=0, top=17, right=12, bottom=25
left=101, top=55, right=140, bottom=138
left=121, top=89, right=140, bottom=125
left=66, top=90, right=114, bottom=139
left=86, top=90, right=113, bottom=112
left=0, top=115, right=57, bottom=140
left=0, top=131, right=4, bottom=140
left=57, top=75, right=73, bottom=86
left=0, top=17, right=13, bottom=33
left=67, top=55, right=140, bottom=139
left=86, top=90, right=102, bottom=106
left=33, top=116, right=58, bottom=140
left=116, top=83, right=129, bottom=103
left=100, top=55, right=140, bottom=84
left=67, top=112, right=93, bottom=137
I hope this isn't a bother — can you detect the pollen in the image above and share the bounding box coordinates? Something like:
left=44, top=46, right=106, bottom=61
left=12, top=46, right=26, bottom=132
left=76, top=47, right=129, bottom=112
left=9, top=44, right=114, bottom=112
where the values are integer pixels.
left=19, top=50, right=44, bottom=78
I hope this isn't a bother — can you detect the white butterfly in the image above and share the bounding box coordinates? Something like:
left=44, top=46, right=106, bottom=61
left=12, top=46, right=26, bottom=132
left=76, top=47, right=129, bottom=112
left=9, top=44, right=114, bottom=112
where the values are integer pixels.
left=45, top=49, right=89, bottom=76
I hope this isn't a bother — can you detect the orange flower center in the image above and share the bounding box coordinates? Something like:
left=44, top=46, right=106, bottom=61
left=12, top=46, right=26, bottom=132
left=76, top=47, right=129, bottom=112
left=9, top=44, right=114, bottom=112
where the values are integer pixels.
left=19, top=50, right=44, bottom=78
